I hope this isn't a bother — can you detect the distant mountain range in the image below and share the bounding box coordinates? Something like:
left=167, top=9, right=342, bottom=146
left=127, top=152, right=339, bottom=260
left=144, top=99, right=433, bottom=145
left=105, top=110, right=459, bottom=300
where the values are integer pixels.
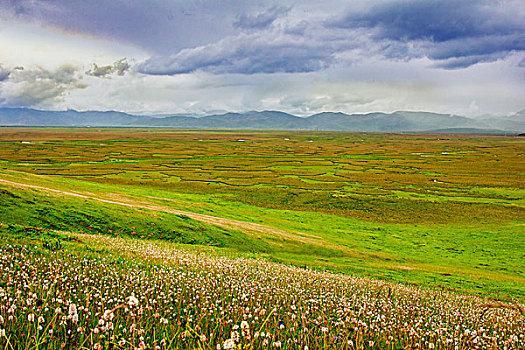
left=0, top=107, right=523, bottom=133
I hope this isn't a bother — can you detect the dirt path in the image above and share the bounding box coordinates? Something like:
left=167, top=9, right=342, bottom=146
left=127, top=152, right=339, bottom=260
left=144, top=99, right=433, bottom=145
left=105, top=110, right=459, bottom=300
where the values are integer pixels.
left=0, top=178, right=331, bottom=248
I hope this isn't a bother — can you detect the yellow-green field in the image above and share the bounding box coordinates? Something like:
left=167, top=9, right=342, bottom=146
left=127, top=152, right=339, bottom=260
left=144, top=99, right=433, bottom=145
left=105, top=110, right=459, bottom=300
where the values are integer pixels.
left=0, top=128, right=524, bottom=299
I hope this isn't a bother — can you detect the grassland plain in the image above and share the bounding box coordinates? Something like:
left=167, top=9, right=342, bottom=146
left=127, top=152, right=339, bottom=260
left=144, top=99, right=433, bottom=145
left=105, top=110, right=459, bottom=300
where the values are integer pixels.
left=0, top=128, right=523, bottom=303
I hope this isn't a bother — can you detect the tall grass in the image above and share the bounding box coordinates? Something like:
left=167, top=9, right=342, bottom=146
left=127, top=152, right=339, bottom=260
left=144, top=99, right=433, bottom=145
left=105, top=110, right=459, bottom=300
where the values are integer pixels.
left=0, top=233, right=523, bottom=349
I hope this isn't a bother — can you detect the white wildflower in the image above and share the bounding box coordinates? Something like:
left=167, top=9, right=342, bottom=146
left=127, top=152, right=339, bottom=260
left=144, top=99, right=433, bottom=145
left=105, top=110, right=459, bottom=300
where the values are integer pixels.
left=68, top=304, right=78, bottom=323
left=127, top=294, right=139, bottom=307
left=103, top=310, right=114, bottom=321
left=223, top=339, right=235, bottom=349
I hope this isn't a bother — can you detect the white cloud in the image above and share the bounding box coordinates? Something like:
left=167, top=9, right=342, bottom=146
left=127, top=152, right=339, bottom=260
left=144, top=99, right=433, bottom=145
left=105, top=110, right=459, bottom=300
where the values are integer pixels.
left=1, top=64, right=87, bottom=107
left=47, top=54, right=524, bottom=117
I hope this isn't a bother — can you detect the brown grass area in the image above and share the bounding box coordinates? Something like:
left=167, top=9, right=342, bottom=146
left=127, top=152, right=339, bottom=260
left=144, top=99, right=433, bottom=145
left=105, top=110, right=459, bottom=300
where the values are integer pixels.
left=1, top=128, right=523, bottom=224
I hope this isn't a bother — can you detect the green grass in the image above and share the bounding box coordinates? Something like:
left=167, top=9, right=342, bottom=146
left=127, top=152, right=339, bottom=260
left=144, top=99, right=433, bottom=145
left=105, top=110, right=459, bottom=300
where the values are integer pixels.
left=0, top=129, right=523, bottom=300
left=1, top=175, right=523, bottom=299
left=0, top=186, right=271, bottom=252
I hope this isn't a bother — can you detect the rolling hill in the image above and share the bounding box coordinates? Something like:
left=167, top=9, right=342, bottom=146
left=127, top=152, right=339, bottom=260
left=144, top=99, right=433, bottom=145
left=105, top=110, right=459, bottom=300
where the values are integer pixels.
left=0, top=107, right=522, bottom=132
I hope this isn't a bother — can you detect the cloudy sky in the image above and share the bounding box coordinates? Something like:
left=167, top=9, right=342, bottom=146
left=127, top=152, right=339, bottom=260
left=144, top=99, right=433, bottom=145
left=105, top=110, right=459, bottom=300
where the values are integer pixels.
left=0, top=0, right=524, bottom=116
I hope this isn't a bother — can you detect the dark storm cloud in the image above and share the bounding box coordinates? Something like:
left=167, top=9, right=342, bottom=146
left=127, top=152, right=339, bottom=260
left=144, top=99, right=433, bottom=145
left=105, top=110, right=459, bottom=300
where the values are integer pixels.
left=137, top=0, right=525, bottom=75
left=330, top=0, right=516, bottom=42
left=136, top=28, right=339, bottom=75
left=2, top=0, right=523, bottom=76
left=328, top=0, right=525, bottom=67
left=0, top=0, right=263, bottom=54
left=233, top=6, right=290, bottom=30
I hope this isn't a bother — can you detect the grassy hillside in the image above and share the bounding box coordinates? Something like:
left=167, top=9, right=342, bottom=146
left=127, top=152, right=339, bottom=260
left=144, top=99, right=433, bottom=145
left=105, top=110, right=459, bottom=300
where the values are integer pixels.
left=1, top=227, right=523, bottom=349
left=0, top=128, right=523, bottom=300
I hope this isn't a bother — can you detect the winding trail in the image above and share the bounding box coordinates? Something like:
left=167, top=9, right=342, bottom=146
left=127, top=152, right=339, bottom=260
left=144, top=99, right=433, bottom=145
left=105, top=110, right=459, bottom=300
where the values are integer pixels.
left=0, top=178, right=332, bottom=248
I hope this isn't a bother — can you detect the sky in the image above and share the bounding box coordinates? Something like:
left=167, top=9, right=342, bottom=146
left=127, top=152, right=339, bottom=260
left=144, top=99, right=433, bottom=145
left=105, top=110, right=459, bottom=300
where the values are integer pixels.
left=0, top=0, right=524, bottom=117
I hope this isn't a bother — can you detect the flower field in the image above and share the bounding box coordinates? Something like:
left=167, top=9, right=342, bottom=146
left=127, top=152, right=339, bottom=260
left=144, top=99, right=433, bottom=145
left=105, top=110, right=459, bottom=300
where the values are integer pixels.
left=0, top=234, right=523, bottom=349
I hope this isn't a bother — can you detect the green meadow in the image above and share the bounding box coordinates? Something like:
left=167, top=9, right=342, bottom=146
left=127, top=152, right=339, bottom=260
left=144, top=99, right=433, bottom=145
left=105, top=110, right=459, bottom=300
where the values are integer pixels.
left=0, top=128, right=524, bottom=299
